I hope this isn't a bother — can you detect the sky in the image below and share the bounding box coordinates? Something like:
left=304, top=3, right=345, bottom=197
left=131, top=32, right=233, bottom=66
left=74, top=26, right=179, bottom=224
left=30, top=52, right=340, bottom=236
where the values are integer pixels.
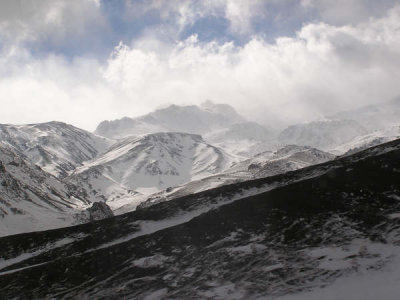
left=0, top=0, right=400, bottom=131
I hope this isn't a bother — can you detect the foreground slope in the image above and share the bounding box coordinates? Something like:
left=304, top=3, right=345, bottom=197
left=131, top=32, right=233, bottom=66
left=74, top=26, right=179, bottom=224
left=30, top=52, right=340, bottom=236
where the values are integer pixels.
left=1, top=139, right=400, bottom=298
left=0, top=122, right=113, bottom=177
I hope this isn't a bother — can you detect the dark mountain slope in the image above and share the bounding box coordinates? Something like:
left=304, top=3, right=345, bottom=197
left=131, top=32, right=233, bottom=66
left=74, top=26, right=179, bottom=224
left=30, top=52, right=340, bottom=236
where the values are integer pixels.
left=1, top=139, right=400, bottom=299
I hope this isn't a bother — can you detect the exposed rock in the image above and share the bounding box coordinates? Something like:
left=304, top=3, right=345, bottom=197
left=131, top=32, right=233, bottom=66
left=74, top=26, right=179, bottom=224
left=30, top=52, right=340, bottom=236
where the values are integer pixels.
left=87, top=202, right=114, bottom=221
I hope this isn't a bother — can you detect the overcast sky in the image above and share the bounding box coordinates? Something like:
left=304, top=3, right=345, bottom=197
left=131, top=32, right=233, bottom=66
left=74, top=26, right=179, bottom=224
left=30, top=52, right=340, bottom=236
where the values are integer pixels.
left=1, top=0, right=400, bottom=130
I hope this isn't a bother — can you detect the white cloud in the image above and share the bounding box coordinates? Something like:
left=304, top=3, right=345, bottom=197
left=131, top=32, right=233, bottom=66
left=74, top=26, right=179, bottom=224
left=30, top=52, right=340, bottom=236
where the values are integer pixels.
left=0, top=46, right=120, bottom=130
left=224, top=0, right=265, bottom=34
left=1, top=3, right=400, bottom=131
left=0, top=0, right=106, bottom=47
left=102, top=5, right=400, bottom=127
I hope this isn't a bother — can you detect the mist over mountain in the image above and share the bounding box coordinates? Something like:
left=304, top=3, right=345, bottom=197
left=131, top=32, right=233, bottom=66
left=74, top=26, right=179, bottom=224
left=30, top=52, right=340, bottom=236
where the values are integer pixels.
left=95, top=101, right=245, bottom=139
left=330, top=97, right=400, bottom=131
left=279, top=119, right=368, bottom=150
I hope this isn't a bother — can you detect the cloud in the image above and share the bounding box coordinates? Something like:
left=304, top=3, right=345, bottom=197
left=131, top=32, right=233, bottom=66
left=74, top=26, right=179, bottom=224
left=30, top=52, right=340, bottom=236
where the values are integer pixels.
left=0, top=45, right=120, bottom=130
left=123, top=0, right=266, bottom=37
left=223, top=0, right=265, bottom=35
left=102, top=5, right=400, bottom=127
left=0, top=0, right=108, bottom=55
left=300, top=0, right=399, bottom=25
left=1, top=2, right=400, bottom=131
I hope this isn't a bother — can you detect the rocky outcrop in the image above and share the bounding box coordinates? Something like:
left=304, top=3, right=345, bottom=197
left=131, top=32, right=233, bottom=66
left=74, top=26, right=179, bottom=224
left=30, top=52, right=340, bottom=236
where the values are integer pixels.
left=87, top=202, right=114, bottom=221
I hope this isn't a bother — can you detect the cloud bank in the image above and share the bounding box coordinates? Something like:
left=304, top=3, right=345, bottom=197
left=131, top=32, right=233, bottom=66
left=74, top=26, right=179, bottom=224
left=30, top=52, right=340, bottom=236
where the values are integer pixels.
left=0, top=1, right=400, bottom=130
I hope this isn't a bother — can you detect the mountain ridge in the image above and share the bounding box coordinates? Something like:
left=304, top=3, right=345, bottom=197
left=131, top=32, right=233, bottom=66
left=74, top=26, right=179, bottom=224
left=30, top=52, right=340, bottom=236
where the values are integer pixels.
left=0, top=121, right=113, bottom=178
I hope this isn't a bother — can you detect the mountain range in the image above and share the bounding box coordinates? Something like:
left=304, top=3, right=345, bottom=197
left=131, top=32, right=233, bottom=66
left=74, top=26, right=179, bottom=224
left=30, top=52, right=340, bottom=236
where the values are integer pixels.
left=0, top=99, right=399, bottom=236
left=1, top=97, right=400, bottom=298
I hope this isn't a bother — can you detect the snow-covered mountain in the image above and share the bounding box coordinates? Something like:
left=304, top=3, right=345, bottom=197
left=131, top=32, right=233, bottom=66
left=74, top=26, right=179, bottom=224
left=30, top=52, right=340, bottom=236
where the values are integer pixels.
left=330, top=97, right=400, bottom=131
left=232, top=145, right=335, bottom=178
left=279, top=119, right=368, bottom=150
left=0, top=122, right=113, bottom=177
left=331, top=125, right=400, bottom=155
left=0, top=143, right=93, bottom=236
left=68, top=132, right=240, bottom=210
left=2, top=138, right=400, bottom=299
left=95, top=101, right=245, bottom=139
left=136, top=145, right=335, bottom=210
left=95, top=101, right=275, bottom=159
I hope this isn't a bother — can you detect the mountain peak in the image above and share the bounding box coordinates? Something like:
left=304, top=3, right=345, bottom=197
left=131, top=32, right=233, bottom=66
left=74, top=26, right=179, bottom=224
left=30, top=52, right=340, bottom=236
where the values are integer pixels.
left=94, top=102, right=245, bottom=139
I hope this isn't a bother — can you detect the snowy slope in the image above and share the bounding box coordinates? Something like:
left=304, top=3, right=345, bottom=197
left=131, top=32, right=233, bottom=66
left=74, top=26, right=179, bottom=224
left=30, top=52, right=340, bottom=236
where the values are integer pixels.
left=232, top=145, right=335, bottom=178
left=331, top=125, right=400, bottom=155
left=95, top=101, right=245, bottom=139
left=0, top=143, right=93, bottom=236
left=2, top=138, right=400, bottom=299
left=0, top=122, right=114, bottom=177
left=68, top=132, right=240, bottom=210
left=279, top=119, right=368, bottom=150
left=135, top=145, right=335, bottom=210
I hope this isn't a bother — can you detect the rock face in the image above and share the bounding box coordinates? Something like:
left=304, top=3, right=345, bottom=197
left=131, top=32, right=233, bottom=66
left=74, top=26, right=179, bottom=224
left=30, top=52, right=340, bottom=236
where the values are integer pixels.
left=87, top=202, right=114, bottom=221
left=0, top=143, right=92, bottom=236
left=2, top=138, right=400, bottom=299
